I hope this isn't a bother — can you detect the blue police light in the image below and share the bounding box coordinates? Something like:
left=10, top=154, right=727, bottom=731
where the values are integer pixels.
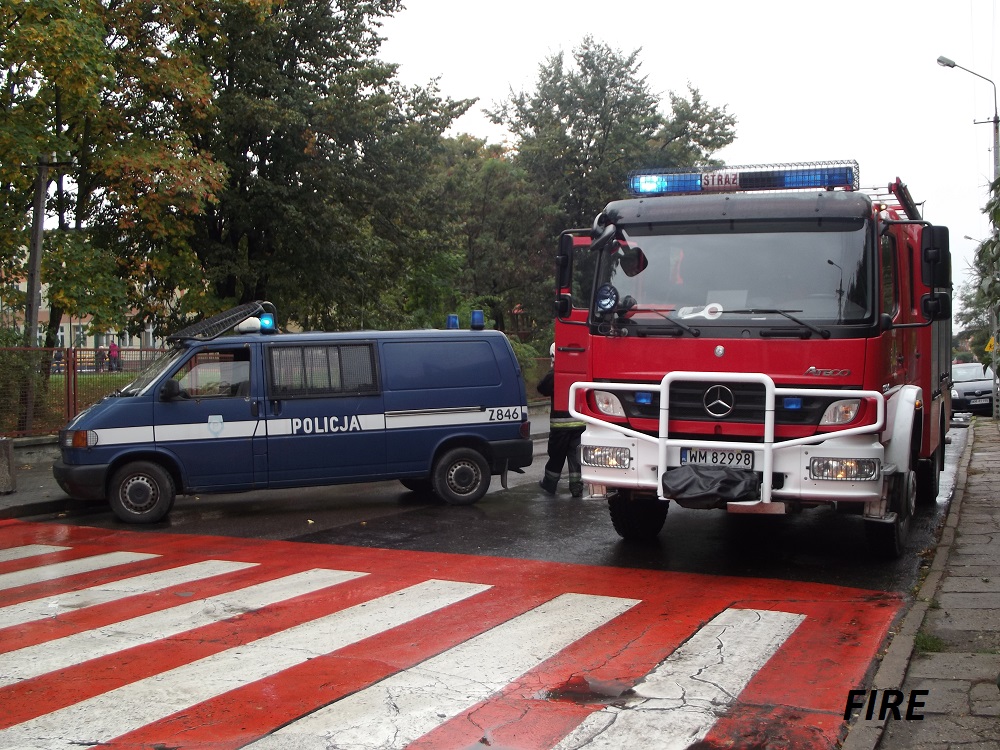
left=446, top=314, right=459, bottom=329
left=259, top=313, right=276, bottom=332
left=471, top=309, right=485, bottom=330
left=627, top=161, right=859, bottom=196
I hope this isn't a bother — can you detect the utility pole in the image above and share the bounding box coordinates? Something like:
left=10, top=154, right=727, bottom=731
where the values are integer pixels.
left=23, top=154, right=52, bottom=347
left=937, top=56, right=1000, bottom=418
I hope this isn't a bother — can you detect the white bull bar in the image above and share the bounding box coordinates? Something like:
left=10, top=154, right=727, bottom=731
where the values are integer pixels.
left=569, top=372, right=885, bottom=506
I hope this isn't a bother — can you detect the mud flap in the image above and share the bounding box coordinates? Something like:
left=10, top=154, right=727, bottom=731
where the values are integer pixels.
left=662, top=464, right=761, bottom=510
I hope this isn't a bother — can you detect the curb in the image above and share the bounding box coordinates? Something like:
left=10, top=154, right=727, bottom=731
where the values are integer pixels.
left=840, top=423, right=975, bottom=750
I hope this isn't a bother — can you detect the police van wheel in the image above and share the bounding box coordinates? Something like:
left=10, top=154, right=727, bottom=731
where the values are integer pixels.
left=400, top=478, right=434, bottom=494
left=608, top=490, right=668, bottom=541
left=433, top=448, right=490, bottom=505
left=109, top=462, right=175, bottom=524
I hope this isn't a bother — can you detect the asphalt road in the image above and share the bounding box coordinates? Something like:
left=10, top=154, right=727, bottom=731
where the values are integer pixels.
left=41, top=427, right=967, bottom=595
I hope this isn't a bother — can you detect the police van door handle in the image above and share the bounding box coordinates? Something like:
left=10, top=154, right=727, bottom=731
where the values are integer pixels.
left=250, top=401, right=259, bottom=417
left=271, top=400, right=282, bottom=416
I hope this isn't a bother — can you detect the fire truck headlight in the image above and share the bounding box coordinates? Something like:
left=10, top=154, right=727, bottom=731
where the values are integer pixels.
left=582, top=446, right=632, bottom=469
left=594, top=390, right=626, bottom=417
left=810, top=457, right=880, bottom=481
left=819, top=399, right=860, bottom=425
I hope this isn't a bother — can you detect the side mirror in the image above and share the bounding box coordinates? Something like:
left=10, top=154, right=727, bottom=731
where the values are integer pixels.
left=921, top=292, right=951, bottom=321
left=555, top=295, right=573, bottom=319
left=590, top=212, right=618, bottom=253
left=921, top=225, right=951, bottom=289
left=557, top=234, right=574, bottom=290
left=160, top=378, right=181, bottom=401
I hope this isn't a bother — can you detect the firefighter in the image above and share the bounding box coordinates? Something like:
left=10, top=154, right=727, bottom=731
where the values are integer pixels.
left=537, top=343, right=585, bottom=497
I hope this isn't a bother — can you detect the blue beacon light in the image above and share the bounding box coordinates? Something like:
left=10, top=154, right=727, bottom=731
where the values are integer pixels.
left=258, top=312, right=276, bottom=332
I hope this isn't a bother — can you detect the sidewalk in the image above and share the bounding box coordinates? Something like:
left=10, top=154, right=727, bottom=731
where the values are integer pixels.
left=1, top=423, right=998, bottom=749
left=845, top=419, right=1000, bottom=750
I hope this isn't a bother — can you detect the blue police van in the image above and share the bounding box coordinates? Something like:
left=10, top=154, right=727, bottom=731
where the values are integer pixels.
left=54, top=302, right=533, bottom=523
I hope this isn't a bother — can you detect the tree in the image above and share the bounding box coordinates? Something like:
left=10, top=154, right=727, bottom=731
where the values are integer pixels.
left=188, top=0, right=474, bottom=331
left=0, top=0, right=230, bottom=343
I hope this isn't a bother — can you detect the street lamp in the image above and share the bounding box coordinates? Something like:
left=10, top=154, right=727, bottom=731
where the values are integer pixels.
left=939, top=55, right=1000, bottom=418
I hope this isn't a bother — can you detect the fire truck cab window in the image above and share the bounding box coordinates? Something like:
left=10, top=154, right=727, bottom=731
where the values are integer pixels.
left=595, top=222, right=872, bottom=324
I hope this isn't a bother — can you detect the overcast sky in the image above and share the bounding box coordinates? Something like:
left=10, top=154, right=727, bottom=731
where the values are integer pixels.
left=380, top=0, right=999, bottom=326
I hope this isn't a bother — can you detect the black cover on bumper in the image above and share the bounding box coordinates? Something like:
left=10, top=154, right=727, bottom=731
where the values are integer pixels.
left=53, top=460, right=108, bottom=501
left=662, top=464, right=760, bottom=509
left=489, top=438, right=533, bottom=472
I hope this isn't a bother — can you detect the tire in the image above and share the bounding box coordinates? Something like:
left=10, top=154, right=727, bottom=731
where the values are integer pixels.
left=915, top=453, right=941, bottom=507
left=865, top=467, right=915, bottom=558
left=399, top=477, right=434, bottom=494
left=432, top=448, right=490, bottom=505
left=109, top=461, right=175, bottom=524
left=608, top=490, right=668, bottom=541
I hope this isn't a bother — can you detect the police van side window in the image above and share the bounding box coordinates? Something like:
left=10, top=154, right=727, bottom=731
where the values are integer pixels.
left=269, top=344, right=378, bottom=397
left=172, top=348, right=251, bottom=399
left=382, top=341, right=501, bottom=390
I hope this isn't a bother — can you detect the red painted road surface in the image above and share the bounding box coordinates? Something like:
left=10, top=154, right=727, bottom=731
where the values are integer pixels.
left=0, top=519, right=901, bottom=749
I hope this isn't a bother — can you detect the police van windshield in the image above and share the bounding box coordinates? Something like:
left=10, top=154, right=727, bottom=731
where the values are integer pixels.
left=118, top=347, right=187, bottom=396
left=595, top=221, right=872, bottom=325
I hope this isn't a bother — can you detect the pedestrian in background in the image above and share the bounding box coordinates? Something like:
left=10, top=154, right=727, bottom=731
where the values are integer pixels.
left=537, top=343, right=585, bottom=497
left=108, top=340, right=120, bottom=371
left=95, top=346, right=106, bottom=372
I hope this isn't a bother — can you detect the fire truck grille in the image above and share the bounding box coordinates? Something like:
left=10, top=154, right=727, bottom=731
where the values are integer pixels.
left=619, top=381, right=831, bottom=425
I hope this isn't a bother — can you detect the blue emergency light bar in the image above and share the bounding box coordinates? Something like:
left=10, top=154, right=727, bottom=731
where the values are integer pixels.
left=259, top=312, right=276, bottom=332
left=628, top=160, right=859, bottom=197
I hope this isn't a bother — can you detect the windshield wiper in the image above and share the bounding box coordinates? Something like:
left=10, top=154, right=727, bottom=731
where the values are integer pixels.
left=616, top=308, right=700, bottom=337
left=728, top=309, right=830, bottom=339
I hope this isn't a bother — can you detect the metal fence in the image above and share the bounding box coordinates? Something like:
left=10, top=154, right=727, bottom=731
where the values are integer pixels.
left=1, top=347, right=163, bottom=438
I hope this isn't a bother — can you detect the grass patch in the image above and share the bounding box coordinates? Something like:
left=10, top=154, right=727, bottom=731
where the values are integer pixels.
left=914, top=631, right=947, bottom=653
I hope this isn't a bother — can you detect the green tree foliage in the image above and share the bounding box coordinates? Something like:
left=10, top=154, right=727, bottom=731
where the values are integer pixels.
left=189, top=0, right=474, bottom=331
left=489, top=36, right=736, bottom=231
left=1, top=0, right=229, bottom=342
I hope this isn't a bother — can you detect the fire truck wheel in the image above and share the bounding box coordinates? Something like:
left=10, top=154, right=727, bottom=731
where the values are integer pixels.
left=915, top=454, right=941, bottom=506
left=432, top=448, right=490, bottom=505
left=608, top=491, right=668, bottom=541
left=109, top=461, right=175, bottom=524
left=865, top=467, right=915, bottom=558
left=399, top=477, right=434, bottom=494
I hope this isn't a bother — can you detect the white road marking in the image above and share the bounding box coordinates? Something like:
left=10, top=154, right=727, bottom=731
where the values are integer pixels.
left=0, top=545, right=70, bottom=563
left=0, top=579, right=491, bottom=750
left=0, top=552, right=158, bottom=591
left=552, top=608, right=806, bottom=749
left=0, top=568, right=363, bottom=686
left=0, top=559, right=258, bottom=630
left=248, top=592, right=640, bottom=750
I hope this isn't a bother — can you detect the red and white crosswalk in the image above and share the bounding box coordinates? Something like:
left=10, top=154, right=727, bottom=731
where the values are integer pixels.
left=0, top=520, right=901, bottom=749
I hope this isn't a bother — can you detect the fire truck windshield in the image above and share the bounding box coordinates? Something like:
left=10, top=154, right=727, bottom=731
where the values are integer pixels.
left=593, top=221, right=872, bottom=327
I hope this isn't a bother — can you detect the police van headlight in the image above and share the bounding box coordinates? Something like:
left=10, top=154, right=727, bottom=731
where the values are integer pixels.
left=819, top=399, right=860, bottom=425
left=810, top=457, right=880, bottom=481
left=582, top=446, right=632, bottom=469
left=594, top=390, right=626, bottom=417
left=61, top=429, right=98, bottom=448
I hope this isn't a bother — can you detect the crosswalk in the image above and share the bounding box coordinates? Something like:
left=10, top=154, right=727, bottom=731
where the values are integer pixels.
left=0, top=521, right=902, bottom=749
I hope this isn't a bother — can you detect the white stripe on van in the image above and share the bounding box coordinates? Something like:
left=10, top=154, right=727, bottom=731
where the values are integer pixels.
left=92, top=426, right=155, bottom=447
left=155, top=420, right=260, bottom=442
left=384, top=405, right=525, bottom=430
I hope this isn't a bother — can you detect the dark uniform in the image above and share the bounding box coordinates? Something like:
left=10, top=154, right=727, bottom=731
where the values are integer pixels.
left=537, top=369, right=585, bottom=497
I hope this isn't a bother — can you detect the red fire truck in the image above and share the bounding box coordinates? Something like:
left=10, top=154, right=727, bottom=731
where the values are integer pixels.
left=553, top=161, right=951, bottom=557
